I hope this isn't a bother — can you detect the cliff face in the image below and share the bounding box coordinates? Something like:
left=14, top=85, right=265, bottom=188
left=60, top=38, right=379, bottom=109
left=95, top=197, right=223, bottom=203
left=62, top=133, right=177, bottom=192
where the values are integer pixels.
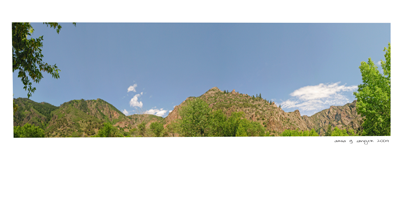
left=302, top=100, right=363, bottom=135
left=163, top=87, right=362, bottom=135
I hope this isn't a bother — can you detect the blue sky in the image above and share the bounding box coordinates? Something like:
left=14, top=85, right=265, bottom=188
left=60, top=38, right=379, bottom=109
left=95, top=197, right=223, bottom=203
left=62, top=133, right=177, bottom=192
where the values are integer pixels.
left=12, top=23, right=390, bottom=117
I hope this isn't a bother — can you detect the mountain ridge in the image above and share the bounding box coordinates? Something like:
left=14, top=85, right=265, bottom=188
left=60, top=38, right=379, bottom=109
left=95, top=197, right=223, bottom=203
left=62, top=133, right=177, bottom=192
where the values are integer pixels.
left=14, top=87, right=363, bottom=136
left=163, top=87, right=362, bottom=136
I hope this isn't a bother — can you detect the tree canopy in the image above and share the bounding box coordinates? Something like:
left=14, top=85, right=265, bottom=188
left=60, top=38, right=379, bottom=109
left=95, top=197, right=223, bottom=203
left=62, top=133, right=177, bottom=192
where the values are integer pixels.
left=150, top=122, right=164, bottom=137
left=94, top=122, right=122, bottom=137
left=353, top=43, right=391, bottom=136
left=12, top=22, right=75, bottom=98
left=280, top=129, right=319, bottom=136
left=14, top=123, right=45, bottom=137
left=178, top=98, right=267, bottom=137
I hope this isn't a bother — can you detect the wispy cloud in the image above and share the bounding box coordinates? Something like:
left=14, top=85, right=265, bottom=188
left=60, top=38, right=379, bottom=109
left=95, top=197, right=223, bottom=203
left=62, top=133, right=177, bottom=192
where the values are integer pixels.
left=377, top=60, right=381, bottom=66
left=122, top=109, right=129, bottom=115
left=130, top=93, right=143, bottom=108
left=144, top=108, right=168, bottom=117
left=127, top=84, right=137, bottom=92
left=279, top=82, right=358, bottom=116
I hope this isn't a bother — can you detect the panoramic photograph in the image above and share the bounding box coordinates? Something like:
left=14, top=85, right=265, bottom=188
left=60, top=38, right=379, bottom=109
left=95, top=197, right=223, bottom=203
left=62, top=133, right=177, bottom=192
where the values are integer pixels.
left=12, top=23, right=391, bottom=137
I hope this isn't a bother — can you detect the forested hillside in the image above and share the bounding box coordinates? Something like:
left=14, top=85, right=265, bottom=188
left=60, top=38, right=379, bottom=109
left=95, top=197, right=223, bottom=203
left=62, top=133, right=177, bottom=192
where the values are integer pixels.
left=13, top=87, right=364, bottom=137
left=165, top=87, right=362, bottom=136
left=13, top=98, right=163, bottom=137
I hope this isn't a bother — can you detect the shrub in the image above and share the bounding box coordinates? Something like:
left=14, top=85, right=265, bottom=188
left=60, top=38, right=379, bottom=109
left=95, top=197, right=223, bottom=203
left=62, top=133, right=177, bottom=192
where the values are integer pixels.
left=94, top=122, right=122, bottom=137
left=150, top=122, right=164, bottom=137
left=14, top=123, right=45, bottom=137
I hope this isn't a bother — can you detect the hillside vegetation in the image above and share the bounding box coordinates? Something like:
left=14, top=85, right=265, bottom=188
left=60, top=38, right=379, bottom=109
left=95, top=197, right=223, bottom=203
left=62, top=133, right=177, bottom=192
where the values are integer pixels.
left=14, top=88, right=363, bottom=137
left=13, top=98, right=163, bottom=137
left=165, top=87, right=363, bottom=136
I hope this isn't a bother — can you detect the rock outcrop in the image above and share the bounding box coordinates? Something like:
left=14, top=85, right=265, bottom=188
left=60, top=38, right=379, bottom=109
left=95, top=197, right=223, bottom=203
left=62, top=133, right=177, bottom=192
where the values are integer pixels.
left=163, top=87, right=363, bottom=136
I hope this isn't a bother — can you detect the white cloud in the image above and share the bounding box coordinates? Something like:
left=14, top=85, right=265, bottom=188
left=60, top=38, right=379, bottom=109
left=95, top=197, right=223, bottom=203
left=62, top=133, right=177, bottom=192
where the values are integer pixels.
left=280, top=82, right=358, bottom=116
left=144, top=108, right=168, bottom=117
left=127, top=84, right=137, bottom=92
left=130, top=93, right=143, bottom=108
left=280, top=100, right=299, bottom=109
left=290, top=82, right=357, bottom=101
left=122, top=109, right=129, bottom=115
left=169, top=110, right=172, bottom=113
left=377, top=61, right=381, bottom=66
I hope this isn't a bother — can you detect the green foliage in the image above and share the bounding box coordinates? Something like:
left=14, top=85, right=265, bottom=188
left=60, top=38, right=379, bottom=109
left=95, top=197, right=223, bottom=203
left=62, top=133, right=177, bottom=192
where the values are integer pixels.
left=13, top=95, right=18, bottom=115
left=138, top=122, right=146, bottom=136
left=347, top=128, right=357, bottom=136
left=130, top=128, right=137, bottom=133
left=94, top=122, right=122, bottom=137
left=150, top=122, right=164, bottom=137
left=309, top=129, right=319, bottom=136
left=281, top=129, right=319, bottom=136
left=353, top=43, right=390, bottom=136
left=12, top=22, right=75, bottom=98
left=13, top=98, right=59, bottom=130
left=236, top=123, right=247, bottom=136
left=177, top=98, right=266, bottom=137
left=179, top=98, right=212, bottom=137
left=325, top=124, right=332, bottom=136
left=223, top=112, right=245, bottom=136
left=331, top=127, right=349, bottom=136
left=208, top=110, right=227, bottom=136
left=14, top=123, right=45, bottom=137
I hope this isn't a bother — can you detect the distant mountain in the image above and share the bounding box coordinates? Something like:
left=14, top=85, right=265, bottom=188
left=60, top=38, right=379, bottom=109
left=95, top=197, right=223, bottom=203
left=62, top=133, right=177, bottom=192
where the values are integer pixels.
left=13, top=98, right=162, bottom=137
left=164, top=87, right=363, bottom=136
left=13, top=98, right=59, bottom=130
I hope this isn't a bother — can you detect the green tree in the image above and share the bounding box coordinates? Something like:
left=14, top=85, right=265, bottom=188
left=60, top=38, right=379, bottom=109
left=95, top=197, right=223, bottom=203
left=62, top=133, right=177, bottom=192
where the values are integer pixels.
left=12, top=22, right=75, bottom=98
left=223, top=112, right=245, bottom=136
left=309, top=129, right=319, bottom=136
left=179, top=98, right=211, bottom=137
left=14, top=123, right=45, bottom=137
left=208, top=109, right=227, bottom=136
left=302, top=130, right=309, bottom=136
left=325, top=124, right=332, bottom=136
left=236, top=123, right=247, bottom=136
left=138, top=122, right=146, bottom=136
left=246, top=121, right=266, bottom=136
left=347, top=128, right=357, bottom=136
left=341, top=129, right=349, bottom=136
left=353, top=43, right=391, bottom=136
left=150, top=122, right=164, bottom=137
left=331, top=127, right=343, bottom=136
left=281, top=129, right=292, bottom=136
left=95, top=122, right=121, bottom=137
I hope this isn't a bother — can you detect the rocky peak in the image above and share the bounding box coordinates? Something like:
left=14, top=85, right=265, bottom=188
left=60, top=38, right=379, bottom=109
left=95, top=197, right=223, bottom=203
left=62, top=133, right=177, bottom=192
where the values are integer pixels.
left=231, top=89, right=237, bottom=94
left=203, top=87, right=222, bottom=97
left=210, top=87, right=221, bottom=92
